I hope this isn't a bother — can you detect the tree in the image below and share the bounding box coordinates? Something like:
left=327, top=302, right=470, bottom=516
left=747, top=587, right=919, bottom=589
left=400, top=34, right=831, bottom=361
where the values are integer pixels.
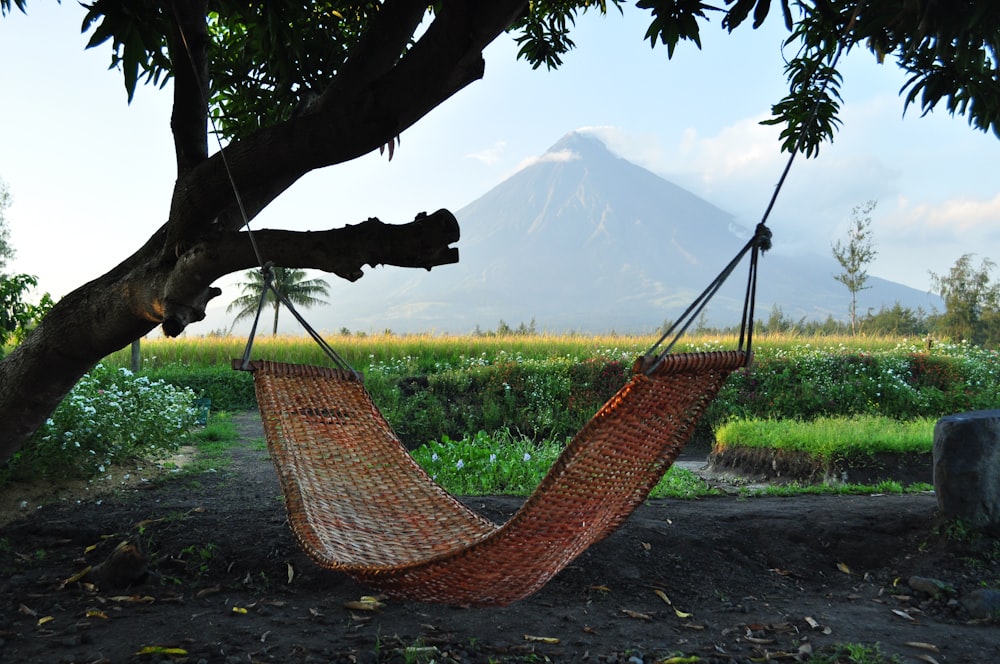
left=1, top=1, right=999, bottom=459
left=0, top=179, right=15, bottom=269
left=227, top=267, right=331, bottom=336
left=929, top=254, right=1000, bottom=346
left=0, top=178, right=51, bottom=348
left=831, top=200, right=878, bottom=335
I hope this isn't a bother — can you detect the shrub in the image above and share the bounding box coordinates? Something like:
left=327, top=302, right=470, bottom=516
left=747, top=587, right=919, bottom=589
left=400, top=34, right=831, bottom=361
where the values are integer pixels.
left=4, top=365, right=198, bottom=480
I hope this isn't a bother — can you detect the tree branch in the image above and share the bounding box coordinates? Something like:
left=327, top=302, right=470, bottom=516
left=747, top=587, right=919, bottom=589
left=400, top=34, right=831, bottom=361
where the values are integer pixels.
left=158, top=209, right=460, bottom=335
left=167, top=0, right=209, bottom=177
left=164, top=0, right=527, bottom=249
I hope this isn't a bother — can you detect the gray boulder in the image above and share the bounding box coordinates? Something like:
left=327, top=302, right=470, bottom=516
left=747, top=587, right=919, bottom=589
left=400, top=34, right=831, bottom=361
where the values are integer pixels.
left=933, top=410, right=1000, bottom=532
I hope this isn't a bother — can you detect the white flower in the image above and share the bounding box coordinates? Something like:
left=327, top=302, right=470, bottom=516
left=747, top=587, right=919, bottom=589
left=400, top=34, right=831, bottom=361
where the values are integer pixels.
left=455, top=459, right=464, bottom=470
left=489, top=454, right=497, bottom=463
left=523, top=452, right=532, bottom=462
left=431, top=452, right=440, bottom=462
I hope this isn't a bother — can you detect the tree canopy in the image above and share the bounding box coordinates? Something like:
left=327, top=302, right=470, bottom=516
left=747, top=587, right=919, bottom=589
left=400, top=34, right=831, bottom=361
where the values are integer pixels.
left=0, top=0, right=998, bottom=456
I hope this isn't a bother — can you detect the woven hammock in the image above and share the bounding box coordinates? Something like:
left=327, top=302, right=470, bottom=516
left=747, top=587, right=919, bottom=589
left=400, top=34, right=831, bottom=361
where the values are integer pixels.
left=237, top=349, right=747, bottom=606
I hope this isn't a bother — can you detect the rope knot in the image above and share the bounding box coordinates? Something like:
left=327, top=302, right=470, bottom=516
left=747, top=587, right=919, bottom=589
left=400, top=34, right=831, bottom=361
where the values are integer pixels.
left=753, top=223, right=772, bottom=253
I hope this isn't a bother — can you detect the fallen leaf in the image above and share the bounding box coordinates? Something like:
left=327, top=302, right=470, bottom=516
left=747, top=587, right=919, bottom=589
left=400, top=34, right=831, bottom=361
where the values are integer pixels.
left=134, top=646, right=188, bottom=656
left=658, top=656, right=701, bottom=663
left=85, top=609, right=109, bottom=620
left=905, top=642, right=940, bottom=653
left=108, top=595, right=155, bottom=604
left=286, top=562, right=294, bottom=585
left=892, top=608, right=916, bottom=621
left=641, top=541, right=652, bottom=551
left=37, top=616, right=55, bottom=627
left=622, top=609, right=653, bottom=621
left=195, top=585, right=221, bottom=598
left=523, top=634, right=560, bottom=643
left=914, top=655, right=940, bottom=664
left=84, top=543, right=99, bottom=554
left=18, top=604, right=36, bottom=617
left=836, top=562, right=852, bottom=575
left=803, top=616, right=832, bottom=634
left=743, top=635, right=776, bottom=645
left=653, top=589, right=693, bottom=618
left=61, top=566, right=92, bottom=587
left=343, top=597, right=383, bottom=611
left=231, top=606, right=248, bottom=615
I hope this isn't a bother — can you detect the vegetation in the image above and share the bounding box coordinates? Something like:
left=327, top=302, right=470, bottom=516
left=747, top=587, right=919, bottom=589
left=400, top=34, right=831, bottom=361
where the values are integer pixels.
left=2, top=1, right=1000, bottom=464
left=930, top=254, right=1000, bottom=347
left=715, top=416, right=934, bottom=460
left=2, top=364, right=198, bottom=482
left=831, top=201, right=878, bottom=335
left=0, top=178, right=51, bottom=349
left=93, top=333, right=1000, bottom=452
left=226, top=267, right=331, bottom=336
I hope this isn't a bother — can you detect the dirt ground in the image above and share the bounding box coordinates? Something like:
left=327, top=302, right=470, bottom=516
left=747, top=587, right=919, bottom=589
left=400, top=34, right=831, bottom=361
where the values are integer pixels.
left=1, top=413, right=998, bottom=664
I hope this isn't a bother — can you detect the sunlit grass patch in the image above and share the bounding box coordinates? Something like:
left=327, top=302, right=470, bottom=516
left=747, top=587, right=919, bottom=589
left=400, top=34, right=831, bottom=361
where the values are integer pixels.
left=715, top=416, right=935, bottom=462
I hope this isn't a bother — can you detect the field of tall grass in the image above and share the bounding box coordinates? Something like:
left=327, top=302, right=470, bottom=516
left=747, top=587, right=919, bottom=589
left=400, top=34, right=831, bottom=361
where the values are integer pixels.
left=104, top=331, right=927, bottom=373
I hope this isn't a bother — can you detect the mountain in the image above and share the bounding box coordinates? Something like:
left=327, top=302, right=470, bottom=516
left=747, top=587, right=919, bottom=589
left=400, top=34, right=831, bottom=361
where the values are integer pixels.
left=314, top=131, right=940, bottom=334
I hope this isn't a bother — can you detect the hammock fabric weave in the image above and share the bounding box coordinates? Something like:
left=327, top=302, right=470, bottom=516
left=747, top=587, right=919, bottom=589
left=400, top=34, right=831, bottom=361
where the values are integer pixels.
left=239, top=350, right=747, bottom=606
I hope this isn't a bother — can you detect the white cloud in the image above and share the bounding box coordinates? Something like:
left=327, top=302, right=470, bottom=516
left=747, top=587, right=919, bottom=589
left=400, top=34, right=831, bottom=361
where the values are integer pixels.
left=577, top=125, right=664, bottom=169
left=512, top=148, right=580, bottom=173
left=465, top=140, right=508, bottom=165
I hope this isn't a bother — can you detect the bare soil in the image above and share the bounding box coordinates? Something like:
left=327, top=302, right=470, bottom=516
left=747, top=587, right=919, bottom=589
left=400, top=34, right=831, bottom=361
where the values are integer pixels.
left=1, top=413, right=998, bottom=664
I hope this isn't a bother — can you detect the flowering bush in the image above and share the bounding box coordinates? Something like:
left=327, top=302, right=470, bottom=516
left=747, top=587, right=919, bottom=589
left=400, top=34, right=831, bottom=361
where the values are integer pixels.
left=7, top=364, right=198, bottom=480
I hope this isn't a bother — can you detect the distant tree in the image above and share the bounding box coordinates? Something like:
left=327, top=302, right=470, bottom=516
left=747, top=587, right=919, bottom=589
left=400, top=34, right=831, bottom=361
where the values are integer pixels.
left=929, top=254, right=1000, bottom=345
left=0, top=179, right=13, bottom=270
left=0, top=178, right=52, bottom=348
left=832, top=201, right=878, bottom=335
left=227, top=267, right=331, bottom=336
left=861, top=302, right=929, bottom=337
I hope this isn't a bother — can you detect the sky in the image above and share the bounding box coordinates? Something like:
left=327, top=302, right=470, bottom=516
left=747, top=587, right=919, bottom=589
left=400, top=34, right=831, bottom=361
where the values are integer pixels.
left=1, top=3, right=998, bottom=335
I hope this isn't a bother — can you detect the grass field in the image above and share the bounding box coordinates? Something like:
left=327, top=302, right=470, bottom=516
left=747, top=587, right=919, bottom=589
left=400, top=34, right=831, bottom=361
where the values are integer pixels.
left=104, top=331, right=932, bottom=373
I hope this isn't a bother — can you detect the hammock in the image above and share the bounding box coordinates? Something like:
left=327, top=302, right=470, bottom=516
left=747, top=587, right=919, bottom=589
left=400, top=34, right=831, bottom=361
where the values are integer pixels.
left=236, top=349, right=748, bottom=606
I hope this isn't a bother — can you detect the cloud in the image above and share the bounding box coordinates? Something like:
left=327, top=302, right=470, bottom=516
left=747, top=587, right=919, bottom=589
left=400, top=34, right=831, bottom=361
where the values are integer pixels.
left=887, top=193, right=1000, bottom=240
left=465, top=140, right=508, bottom=165
left=512, top=148, right=580, bottom=172
left=576, top=125, right=664, bottom=169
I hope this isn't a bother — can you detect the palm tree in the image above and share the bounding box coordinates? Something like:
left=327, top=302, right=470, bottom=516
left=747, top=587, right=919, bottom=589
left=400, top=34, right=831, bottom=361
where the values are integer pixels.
left=227, top=267, right=331, bottom=335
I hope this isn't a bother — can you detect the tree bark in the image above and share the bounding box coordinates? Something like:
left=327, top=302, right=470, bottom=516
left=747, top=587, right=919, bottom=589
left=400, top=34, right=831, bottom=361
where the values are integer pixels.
left=0, top=0, right=527, bottom=461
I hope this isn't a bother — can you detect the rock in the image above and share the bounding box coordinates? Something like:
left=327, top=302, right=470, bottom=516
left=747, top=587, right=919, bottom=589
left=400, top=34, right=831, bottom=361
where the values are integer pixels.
left=961, top=588, right=1000, bottom=620
left=933, top=410, right=1000, bottom=532
left=908, top=575, right=955, bottom=599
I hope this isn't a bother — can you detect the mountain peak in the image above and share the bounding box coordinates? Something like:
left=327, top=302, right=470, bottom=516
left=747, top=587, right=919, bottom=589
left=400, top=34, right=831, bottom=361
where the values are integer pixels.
left=545, top=130, right=616, bottom=160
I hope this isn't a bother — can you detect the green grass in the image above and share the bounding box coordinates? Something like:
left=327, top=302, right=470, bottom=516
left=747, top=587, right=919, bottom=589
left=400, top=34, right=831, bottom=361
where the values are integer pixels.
left=182, top=412, right=242, bottom=473
left=739, top=480, right=933, bottom=498
left=715, top=415, right=935, bottom=461
left=806, top=643, right=903, bottom=664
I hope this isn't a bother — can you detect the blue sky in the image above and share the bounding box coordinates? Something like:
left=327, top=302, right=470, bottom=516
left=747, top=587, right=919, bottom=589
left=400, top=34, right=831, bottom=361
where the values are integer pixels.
left=2, top=3, right=998, bottom=334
